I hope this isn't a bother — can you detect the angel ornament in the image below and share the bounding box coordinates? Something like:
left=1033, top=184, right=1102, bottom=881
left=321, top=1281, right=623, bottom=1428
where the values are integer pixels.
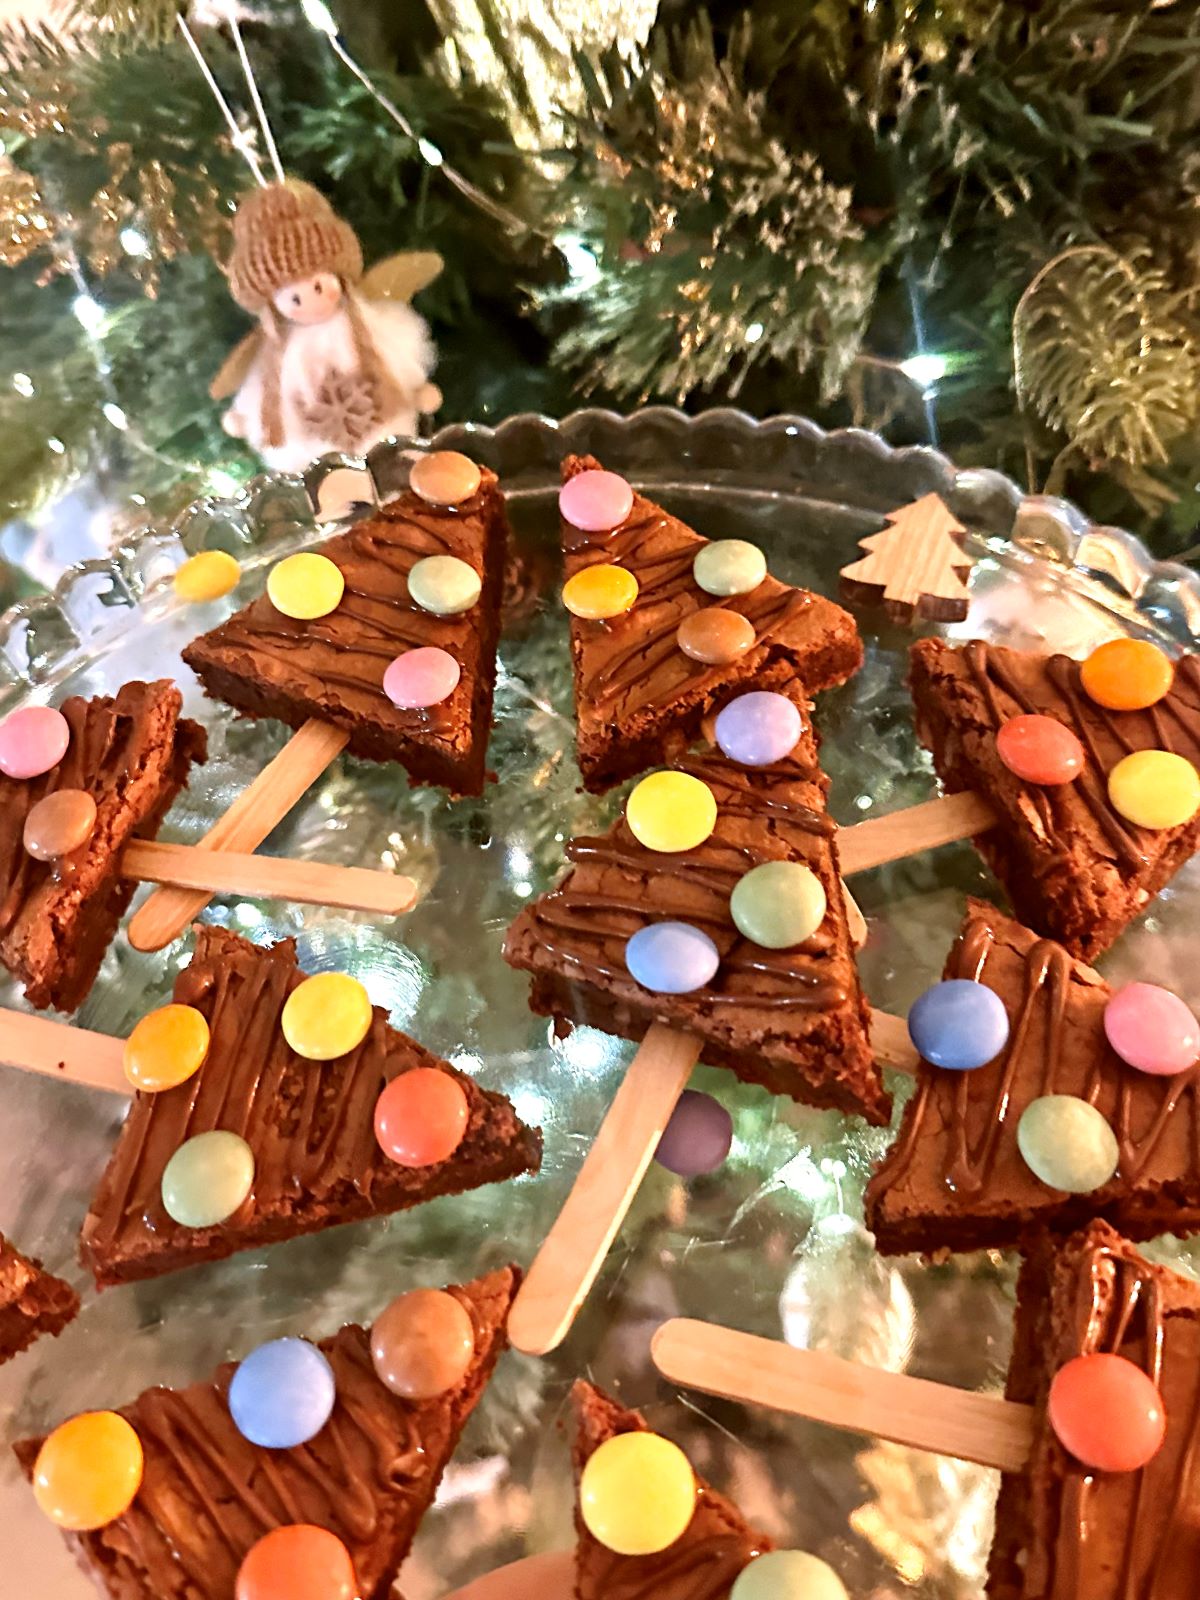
left=213, top=180, right=443, bottom=473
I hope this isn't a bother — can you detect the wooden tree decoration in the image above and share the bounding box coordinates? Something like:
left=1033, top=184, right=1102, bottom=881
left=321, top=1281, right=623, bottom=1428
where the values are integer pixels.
left=840, top=493, right=973, bottom=623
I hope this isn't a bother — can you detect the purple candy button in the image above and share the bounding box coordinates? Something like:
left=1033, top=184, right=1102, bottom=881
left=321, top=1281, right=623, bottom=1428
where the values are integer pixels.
left=714, top=692, right=804, bottom=767
left=625, top=920, right=720, bottom=995
left=655, top=1090, right=734, bottom=1178
left=558, top=469, right=634, bottom=534
left=0, top=705, right=70, bottom=780
left=383, top=647, right=461, bottom=710
left=1105, top=983, right=1200, bottom=1077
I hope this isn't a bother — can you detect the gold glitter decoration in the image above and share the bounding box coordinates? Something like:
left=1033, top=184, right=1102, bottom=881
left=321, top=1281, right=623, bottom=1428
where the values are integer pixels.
left=0, top=167, right=54, bottom=268
left=83, top=141, right=227, bottom=297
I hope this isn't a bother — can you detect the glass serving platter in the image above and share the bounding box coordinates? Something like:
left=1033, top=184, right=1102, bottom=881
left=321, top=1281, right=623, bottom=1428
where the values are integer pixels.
left=4, top=408, right=1200, bottom=1600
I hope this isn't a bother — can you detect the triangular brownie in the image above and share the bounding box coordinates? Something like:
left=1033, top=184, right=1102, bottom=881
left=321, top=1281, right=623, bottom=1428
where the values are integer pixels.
left=0, top=1233, right=79, bottom=1364
left=990, top=1223, right=1200, bottom=1600
left=910, top=637, right=1200, bottom=959
left=866, top=900, right=1200, bottom=1255
left=0, top=680, right=206, bottom=1011
left=572, top=1381, right=770, bottom=1597
left=80, top=926, right=541, bottom=1287
left=560, top=454, right=862, bottom=791
left=182, top=460, right=508, bottom=796
left=504, top=690, right=888, bottom=1123
left=15, top=1265, right=519, bottom=1600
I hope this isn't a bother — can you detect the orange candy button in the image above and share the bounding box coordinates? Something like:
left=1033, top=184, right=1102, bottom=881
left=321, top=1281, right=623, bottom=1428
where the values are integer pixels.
left=374, top=1067, right=469, bottom=1167
left=676, top=608, right=756, bottom=665
left=1081, top=639, right=1174, bottom=711
left=33, top=1412, right=144, bottom=1531
left=123, top=1004, right=210, bottom=1092
left=562, top=563, right=639, bottom=620
left=1048, top=1352, right=1166, bottom=1472
left=236, top=1525, right=357, bottom=1600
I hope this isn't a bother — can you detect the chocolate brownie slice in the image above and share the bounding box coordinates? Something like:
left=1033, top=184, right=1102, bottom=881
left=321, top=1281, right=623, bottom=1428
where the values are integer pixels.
left=0, top=680, right=206, bottom=1012
left=16, top=1265, right=518, bottom=1600
left=0, top=1233, right=79, bottom=1363
left=989, top=1223, right=1200, bottom=1600
left=183, top=464, right=508, bottom=796
left=80, top=926, right=541, bottom=1287
left=866, top=900, right=1200, bottom=1255
left=572, top=1381, right=770, bottom=1599
left=910, top=638, right=1200, bottom=959
left=504, top=694, right=887, bottom=1123
left=561, top=455, right=862, bottom=792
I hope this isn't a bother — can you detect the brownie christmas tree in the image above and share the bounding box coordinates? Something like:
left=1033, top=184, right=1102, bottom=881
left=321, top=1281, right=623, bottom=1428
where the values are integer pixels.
left=0, top=1234, right=79, bottom=1364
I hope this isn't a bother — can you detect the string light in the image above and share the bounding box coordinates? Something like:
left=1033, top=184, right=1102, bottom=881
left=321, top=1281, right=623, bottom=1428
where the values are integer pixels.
left=899, top=352, right=948, bottom=389
left=72, top=294, right=104, bottom=332
left=102, top=401, right=128, bottom=430
left=119, top=227, right=150, bottom=258
left=12, top=372, right=33, bottom=396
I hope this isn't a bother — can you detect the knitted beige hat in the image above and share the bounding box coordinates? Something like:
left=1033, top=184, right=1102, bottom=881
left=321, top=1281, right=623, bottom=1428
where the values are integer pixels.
left=226, top=180, right=363, bottom=313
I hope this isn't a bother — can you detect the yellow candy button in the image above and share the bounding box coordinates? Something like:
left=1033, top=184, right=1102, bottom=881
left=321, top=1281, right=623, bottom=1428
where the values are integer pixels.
left=580, top=1431, right=697, bottom=1555
left=562, top=564, right=639, bottom=621
left=124, top=1004, right=210, bottom=1093
left=1108, top=750, right=1200, bottom=831
left=1081, top=639, right=1174, bottom=711
left=266, top=552, right=345, bottom=621
left=281, top=972, right=373, bottom=1061
left=173, top=550, right=241, bottom=603
left=33, top=1412, right=144, bottom=1531
left=626, top=771, right=718, bottom=853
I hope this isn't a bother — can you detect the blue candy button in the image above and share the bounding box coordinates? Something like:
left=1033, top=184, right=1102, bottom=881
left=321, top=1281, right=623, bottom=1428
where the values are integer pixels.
left=228, top=1337, right=337, bottom=1449
left=625, top=921, right=721, bottom=995
left=908, top=979, right=1010, bottom=1071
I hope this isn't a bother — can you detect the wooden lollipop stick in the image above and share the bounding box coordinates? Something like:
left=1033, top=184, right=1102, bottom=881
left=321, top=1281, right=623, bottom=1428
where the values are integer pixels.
left=652, top=1318, right=1036, bottom=1473
left=839, top=789, right=997, bottom=877
left=507, top=1024, right=702, bottom=1356
left=0, top=1010, right=127, bottom=1095
left=121, top=841, right=416, bottom=918
left=127, top=718, right=349, bottom=952
left=439, top=1552, right=575, bottom=1600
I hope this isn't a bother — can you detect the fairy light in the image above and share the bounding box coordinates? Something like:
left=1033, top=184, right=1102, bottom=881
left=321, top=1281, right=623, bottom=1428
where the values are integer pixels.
left=12, top=372, right=33, bottom=396
left=102, top=402, right=128, bottom=430
left=899, top=352, right=948, bottom=389
left=72, top=293, right=104, bottom=332
left=120, top=227, right=150, bottom=258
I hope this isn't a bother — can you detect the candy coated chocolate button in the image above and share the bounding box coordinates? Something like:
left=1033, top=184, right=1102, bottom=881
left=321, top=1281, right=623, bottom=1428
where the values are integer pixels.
left=124, top=1003, right=210, bottom=1093
left=33, top=1412, right=144, bottom=1532
left=714, top=692, right=803, bottom=767
left=0, top=705, right=70, bottom=780
left=1105, top=983, right=1200, bottom=1077
left=1108, top=750, right=1200, bottom=830
left=731, top=1552, right=849, bottom=1600
left=1048, top=1353, right=1165, bottom=1472
left=228, top=1338, right=336, bottom=1449
left=409, top=450, right=482, bottom=507
left=626, top=771, right=717, bottom=853
left=676, top=607, right=756, bottom=665
left=1081, top=638, right=1174, bottom=711
left=907, top=979, right=1010, bottom=1071
left=625, top=921, right=720, bottom=995
left=374, top=1067, right=469, bottom=1166
left=161, top=1131, right=255, bottom=1228
left=266, top=552, right=344, bottom=620
left=730, top=861, right=826, bottom=949
left=23, top=788, right=97, bottom=861
left=407, top=553, right=481, bottom=615
left=692, top=539, right=767, bottom=597
left=370, top=1287, right=475, bottom=1399
left=655, top=1090, right=733, bottom=1177
left=383, top=646, right=461, bottom=709
left=1017, top=1095, right=1119, bottom=1192
left=559, top=469, right=634, bottom=533
left=173, top=550, right=241, bottom=603
left=580, top=1431, right=697, bottom=1555
left=996, top=715, right=1085, bottom=785
left=562, top=563, right=639, bottom=620
left=281, top=973, right=373, bottom=1061
left=236, top=1525, right=357, bottom=1600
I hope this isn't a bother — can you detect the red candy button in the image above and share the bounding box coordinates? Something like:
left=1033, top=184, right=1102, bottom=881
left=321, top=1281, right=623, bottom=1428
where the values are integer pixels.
left=1048, top=1353, right=1166, bottom=1472
left=236, top=1525, right=357, bottom=1600
left=996, top=715, right=1085, bottom=786
left=374, top=1067, right=469, bottom=1167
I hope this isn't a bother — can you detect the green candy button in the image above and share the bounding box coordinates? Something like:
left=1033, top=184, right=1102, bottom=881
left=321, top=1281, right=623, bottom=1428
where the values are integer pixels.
left=407, top=554, right=482, bottom=616
left=730, top=860, right=826, bottom=949
left=731, top=1552, right=848, bottom=1600
left=692, top=539, right=767, bottom=597
left=1017, top=1095, right=1118, bottom=1193
left=161, top=1130, right=255, bottom=1229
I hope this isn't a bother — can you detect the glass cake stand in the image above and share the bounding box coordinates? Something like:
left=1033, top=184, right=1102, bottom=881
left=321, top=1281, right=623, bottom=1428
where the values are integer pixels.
left=3, top=408, right=1200, bottom=1600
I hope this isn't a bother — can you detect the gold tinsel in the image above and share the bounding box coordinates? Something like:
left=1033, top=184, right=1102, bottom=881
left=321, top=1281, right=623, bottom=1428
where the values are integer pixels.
left=0, top=167, right=54, bottom=268
left=83, top=141, right=227, bottom=297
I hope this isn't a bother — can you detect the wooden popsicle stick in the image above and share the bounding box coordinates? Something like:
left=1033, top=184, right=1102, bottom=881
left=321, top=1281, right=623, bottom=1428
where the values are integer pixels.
left=439, top=1552, right=575, bottom=1600
left=507, top=1023, right=701, bottom=1356
left=122, top=841, right=416, bottom=918
left=869, top=1006, right=919, bottom=1075
left=127, top=718, right=349, bottom=952
left=0, top=1009, right=127, bottom=1094
left=652, top=1318, right=1036, bottom=1473
left=839, top=789, right=997, bottom=876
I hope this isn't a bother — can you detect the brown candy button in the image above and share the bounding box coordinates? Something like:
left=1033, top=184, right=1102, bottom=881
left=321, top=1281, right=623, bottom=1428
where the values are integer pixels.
left=677, top=607, right=756, bottom=665
left=369, top=1287, right=475, bottom=1400
left=23, top=788, right=98, bottom=861
left=409, top=451, right=482, bottom=508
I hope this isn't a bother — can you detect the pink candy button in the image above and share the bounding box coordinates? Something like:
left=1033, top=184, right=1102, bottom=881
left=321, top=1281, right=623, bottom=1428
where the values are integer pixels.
left=558, top=470, right=634, bottom=534
left=1048, top=1353, right=1165, bottom=1472
left=0, top=705, right=70, bottom=780
left=996, top=714, right=1085, bottom=785
left=1104, top=982, right=1200, bottom=1077
left=383, top=648, right=460, bottom=710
